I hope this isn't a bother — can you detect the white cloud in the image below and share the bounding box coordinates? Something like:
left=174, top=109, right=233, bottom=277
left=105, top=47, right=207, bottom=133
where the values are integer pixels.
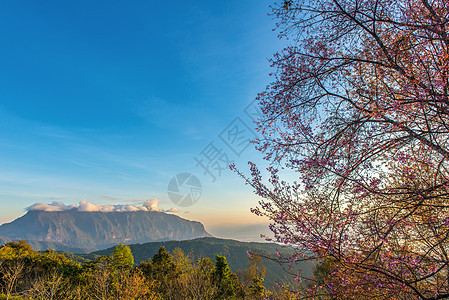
left=27, top=201, right=77, bottom=212
left=27, top=199, right=178, bottom=213
left=143, top=199, right=162, bottom=211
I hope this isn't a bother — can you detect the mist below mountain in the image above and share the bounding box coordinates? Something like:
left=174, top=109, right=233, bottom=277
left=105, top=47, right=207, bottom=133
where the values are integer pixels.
left=208, top=223, right=274, bottom=242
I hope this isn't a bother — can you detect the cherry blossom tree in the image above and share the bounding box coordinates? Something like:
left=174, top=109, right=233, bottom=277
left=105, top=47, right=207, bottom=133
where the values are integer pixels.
left=234, top=0, right=449, bottom=298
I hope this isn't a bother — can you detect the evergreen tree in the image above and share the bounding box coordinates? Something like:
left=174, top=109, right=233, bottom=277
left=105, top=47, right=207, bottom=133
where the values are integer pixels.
left=150, top=246, right=179, bottom=298
left=213, top=255, right=244, bottom=299
left=111, top=243, right=134, bottom=270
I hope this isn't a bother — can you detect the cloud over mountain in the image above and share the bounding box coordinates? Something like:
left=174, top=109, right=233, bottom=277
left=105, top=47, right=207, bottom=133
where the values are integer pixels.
left=27, top=199, right=178, bottom=213
left=1, top=203, right=207, bottom=250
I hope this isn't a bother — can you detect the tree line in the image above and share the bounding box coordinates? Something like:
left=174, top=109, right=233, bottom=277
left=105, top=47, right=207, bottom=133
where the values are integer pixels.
left=0, top=240, right=309, bottom=299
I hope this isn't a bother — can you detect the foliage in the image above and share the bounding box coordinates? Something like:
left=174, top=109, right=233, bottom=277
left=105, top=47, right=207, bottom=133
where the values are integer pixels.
left=0, top=241, right=35, bottom=259
left=0, top=241, right=81, bottom=299
left=0, top=240, right=310, bottom=299
left=90, top=237, right=305, bottom=287
left=233, top=0, right=449, bottom=299
left=241, top=254, right=269, bottom=299
left=112, top=243, right=134, bottom=270
left=213, top=255, right=237, bottom=298
left=0, top=294, right=23, bottom=300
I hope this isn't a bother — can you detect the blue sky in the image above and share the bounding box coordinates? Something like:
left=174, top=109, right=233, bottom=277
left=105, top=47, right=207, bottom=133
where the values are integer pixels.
left=0, top=0, right=286, bottom=235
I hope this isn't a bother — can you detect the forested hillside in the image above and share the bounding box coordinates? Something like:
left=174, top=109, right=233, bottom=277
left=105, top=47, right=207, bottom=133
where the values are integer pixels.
left=89, top=237, right=314, bottom=287
left=0, top=240, right=313, bottom=299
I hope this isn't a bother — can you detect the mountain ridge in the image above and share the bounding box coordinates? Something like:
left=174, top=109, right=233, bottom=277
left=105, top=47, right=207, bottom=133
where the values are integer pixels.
left=87, top=236, right=313, bottom=287
left=0, top=210, right=210, bottom=250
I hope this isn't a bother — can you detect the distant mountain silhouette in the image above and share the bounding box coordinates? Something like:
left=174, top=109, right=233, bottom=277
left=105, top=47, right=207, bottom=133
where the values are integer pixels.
left=0, top=210, right=210, bottom=250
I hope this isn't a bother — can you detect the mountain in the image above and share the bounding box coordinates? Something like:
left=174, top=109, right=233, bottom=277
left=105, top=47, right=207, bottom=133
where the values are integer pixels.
left=0, top=210, right=210, bottom=250
left=88, top=237, right=314, bottom=287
